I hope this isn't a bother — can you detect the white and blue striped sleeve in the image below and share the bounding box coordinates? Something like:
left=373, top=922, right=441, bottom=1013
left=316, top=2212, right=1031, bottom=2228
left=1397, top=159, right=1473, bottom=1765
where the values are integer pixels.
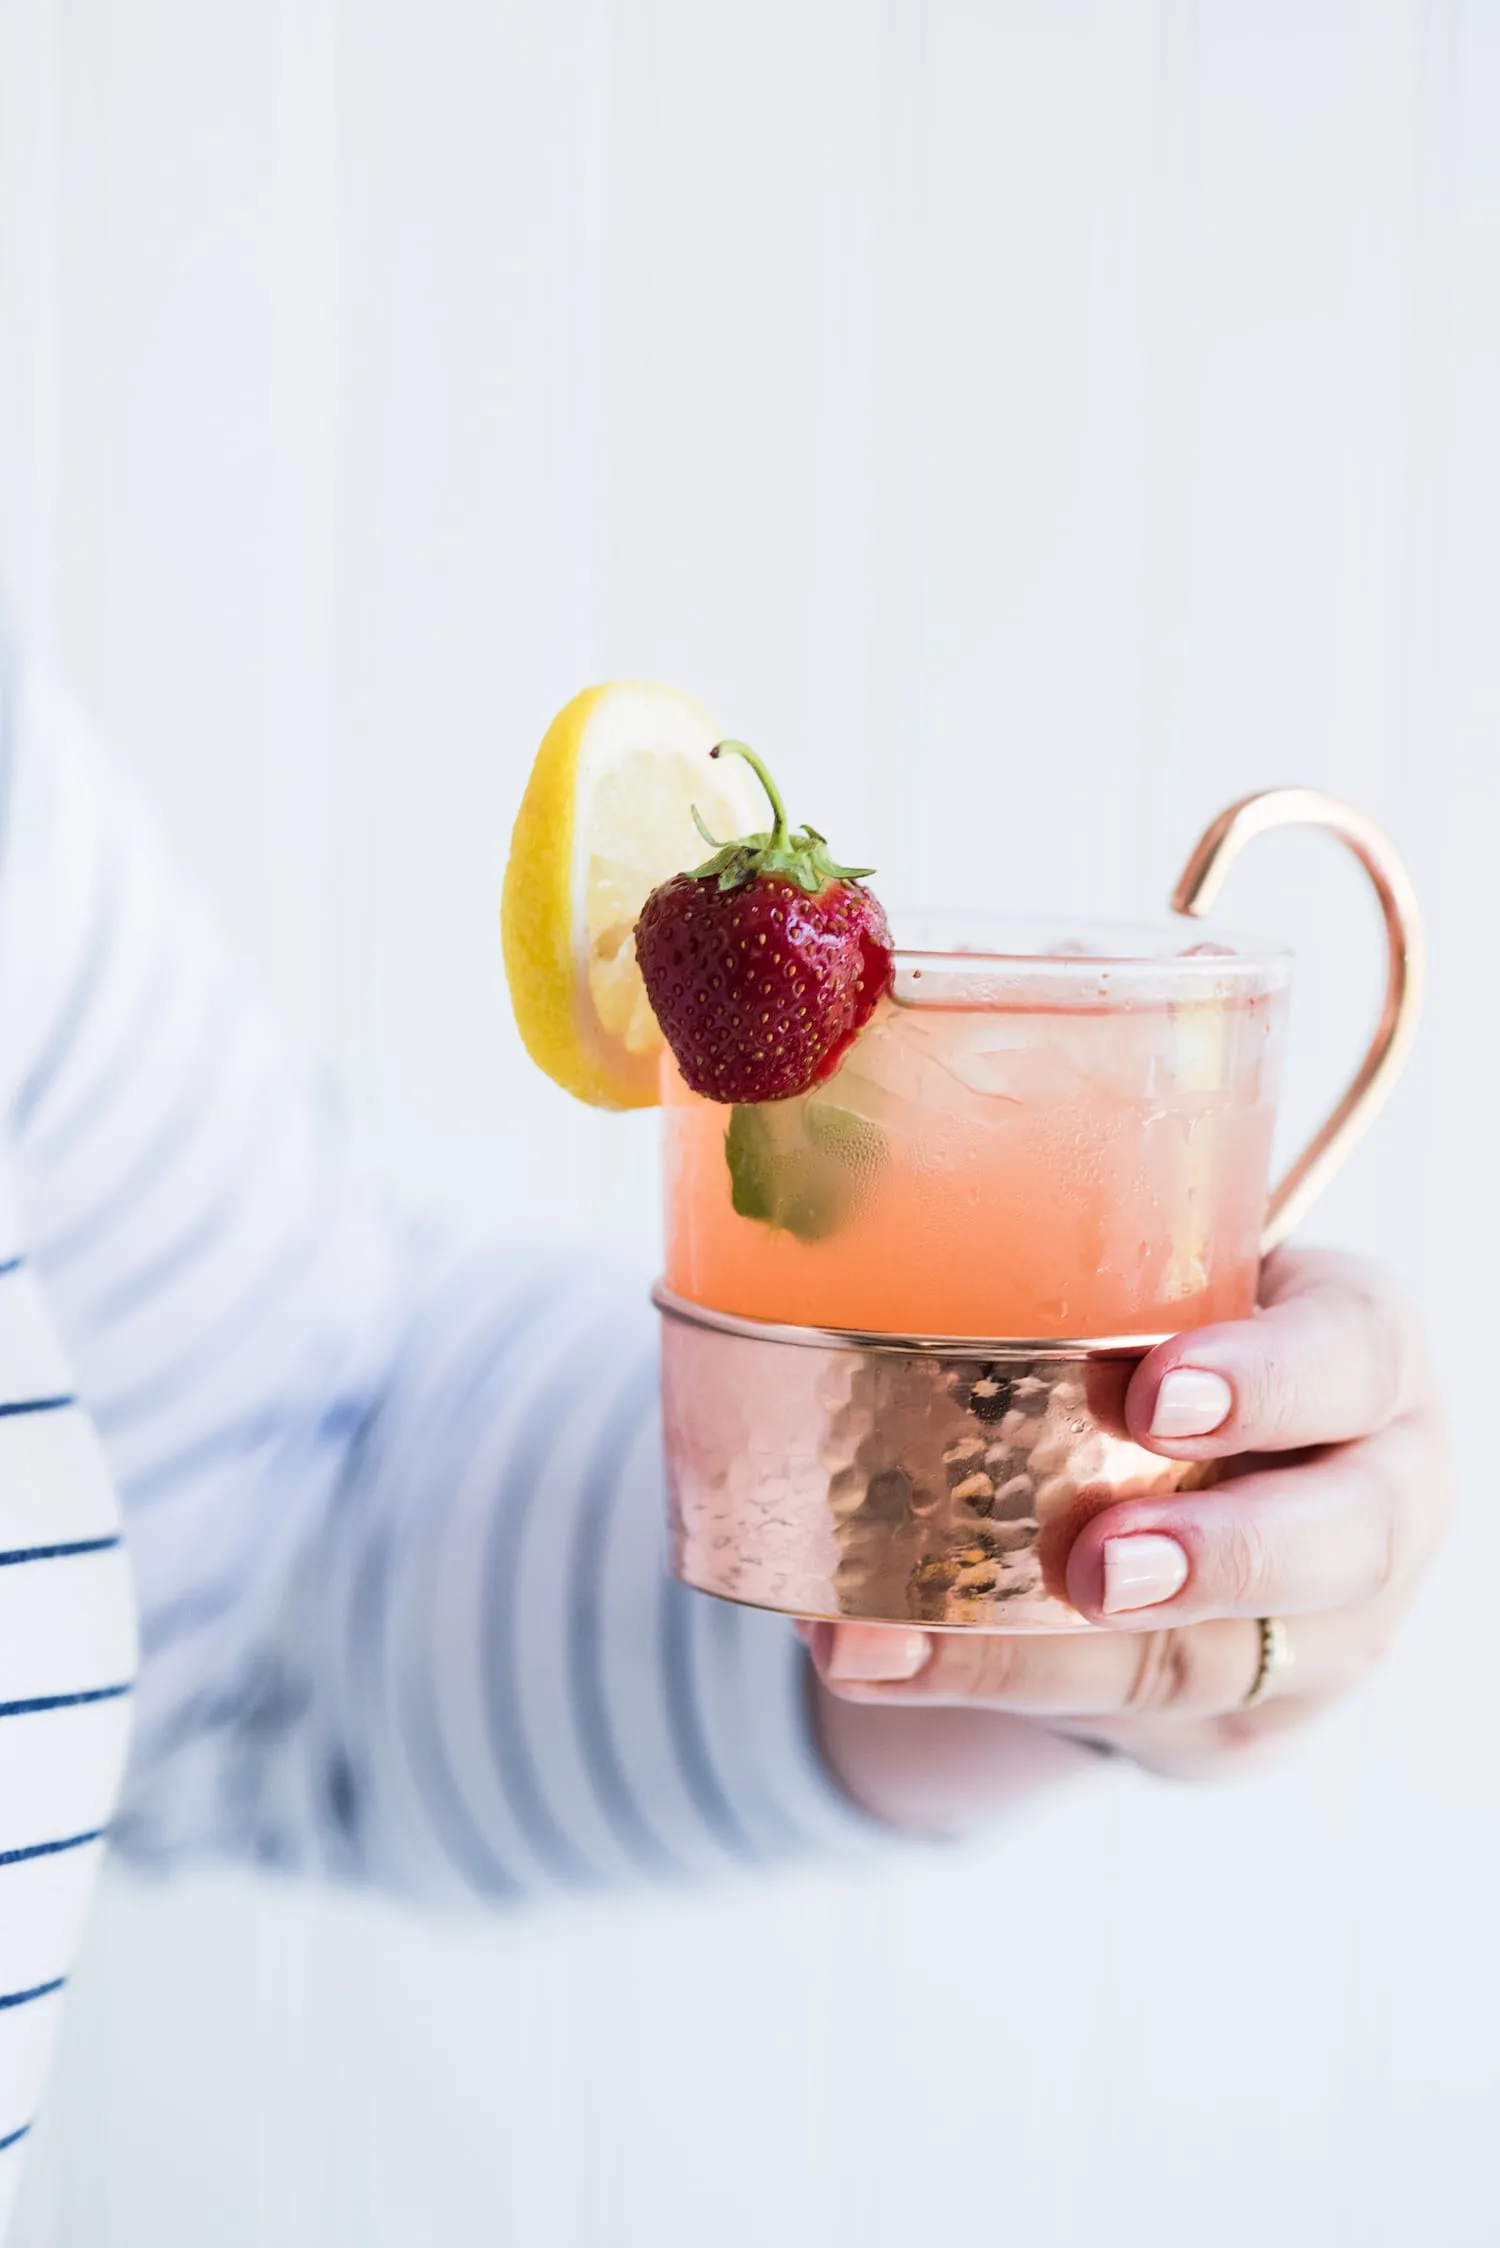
left=0, top=647, right=876, bottom=1901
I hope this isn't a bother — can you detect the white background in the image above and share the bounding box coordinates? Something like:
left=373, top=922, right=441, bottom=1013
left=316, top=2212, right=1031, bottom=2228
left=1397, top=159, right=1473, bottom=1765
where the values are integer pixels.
left=1, top=2, right=1498, bottom=2242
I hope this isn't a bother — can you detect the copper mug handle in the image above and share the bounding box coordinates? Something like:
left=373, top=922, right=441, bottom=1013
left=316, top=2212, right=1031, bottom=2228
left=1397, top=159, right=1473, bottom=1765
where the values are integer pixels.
left=1170, top=788, right=1425, bottom=1254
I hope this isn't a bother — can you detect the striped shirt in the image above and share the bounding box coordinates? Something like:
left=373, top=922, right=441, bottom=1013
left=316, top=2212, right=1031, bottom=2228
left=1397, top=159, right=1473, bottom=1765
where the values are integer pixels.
left=0, top=640, right=872, bottom=1903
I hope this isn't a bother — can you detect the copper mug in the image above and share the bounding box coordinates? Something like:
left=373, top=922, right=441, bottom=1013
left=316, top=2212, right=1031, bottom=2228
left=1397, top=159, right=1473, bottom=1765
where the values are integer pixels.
left=656, top=791, right=1423, bottom=1633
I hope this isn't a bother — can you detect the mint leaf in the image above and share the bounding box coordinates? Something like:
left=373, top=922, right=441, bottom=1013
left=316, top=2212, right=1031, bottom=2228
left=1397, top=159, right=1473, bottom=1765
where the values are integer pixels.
left=724, top=1099, right=886, bottom=1244
left=725, top=1104, right=780, bottom=1225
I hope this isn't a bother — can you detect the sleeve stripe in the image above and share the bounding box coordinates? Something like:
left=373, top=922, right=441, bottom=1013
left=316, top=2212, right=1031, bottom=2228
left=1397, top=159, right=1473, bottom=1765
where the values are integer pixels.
left=696, top=1598, right=817, bottom=1855
left=11, top=854, right=120, bottom=1133
left=478, top=1332, right=618, bottom=1887
left=658, top=1576, right=759, bottom=1866
left=0, top=1830, right=104, bottom=1867
left=87, top=1157, right=266, bottom=1329
left=92, top=1159, right=335, bottom=1431
left=129, top=1406, right=361, bottom=1655
left=361, top=1512, right=527, bottom=1901
left=0, top=1686, right=131, bottom=1719
left=0, top=1537, right=120, bottom=1567
left=135, top=1582, right=241, bottom=1663
left=0, top=1396, right=74, bottom=1420
left=34, top=995, right=241, bottom=1279
left=25, top=943, right=181, bottom=1172
left=125, top=1412, right=311, bottom=1513
left=567, top=1351, right=690, bottom=1883
left=0, top=1979, right=64, bottom=2013
left=344, top=1273, right=578, bottom=1899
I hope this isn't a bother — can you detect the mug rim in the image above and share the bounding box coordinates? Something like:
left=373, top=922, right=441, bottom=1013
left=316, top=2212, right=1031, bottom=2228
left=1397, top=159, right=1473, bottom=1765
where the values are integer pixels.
left=885, top=908, right=1293, bottom=1003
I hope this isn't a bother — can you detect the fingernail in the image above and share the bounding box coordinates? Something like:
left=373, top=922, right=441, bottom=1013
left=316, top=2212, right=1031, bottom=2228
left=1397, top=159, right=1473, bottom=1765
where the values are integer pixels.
left=1101, top=1534, right=1190, bottom=1614
left=824, top=1626, right=931, bottom=1684
left=1150, top=1367, right=1233, bottom=1438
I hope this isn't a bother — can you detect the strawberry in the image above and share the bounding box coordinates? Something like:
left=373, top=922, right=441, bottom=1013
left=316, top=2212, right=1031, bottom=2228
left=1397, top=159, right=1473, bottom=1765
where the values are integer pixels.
left=634, top=741, right=894, bottom=1104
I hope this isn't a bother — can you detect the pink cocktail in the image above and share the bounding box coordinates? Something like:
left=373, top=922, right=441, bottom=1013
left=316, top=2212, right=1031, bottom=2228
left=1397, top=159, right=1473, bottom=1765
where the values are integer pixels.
left=663, top=920, right=1289, bottom=1343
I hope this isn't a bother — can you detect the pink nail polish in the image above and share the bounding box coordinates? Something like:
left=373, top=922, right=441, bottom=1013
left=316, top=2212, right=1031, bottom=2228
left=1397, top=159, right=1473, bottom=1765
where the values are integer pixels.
left=825, top=1627, right=931, bottom=1684
left=1150, top=1367, right=1232, bottom=1439
left=1101, top=1534, right=1189, bottom=1614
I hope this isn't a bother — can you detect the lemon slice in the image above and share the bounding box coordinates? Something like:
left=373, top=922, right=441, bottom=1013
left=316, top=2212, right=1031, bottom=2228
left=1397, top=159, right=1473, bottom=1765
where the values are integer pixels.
left=501, top=682, right=767, bottom=1108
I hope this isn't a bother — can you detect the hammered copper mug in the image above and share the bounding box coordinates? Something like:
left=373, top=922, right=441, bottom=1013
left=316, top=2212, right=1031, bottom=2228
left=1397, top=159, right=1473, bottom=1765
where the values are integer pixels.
left=656, top=790, right=1423, bottom=1633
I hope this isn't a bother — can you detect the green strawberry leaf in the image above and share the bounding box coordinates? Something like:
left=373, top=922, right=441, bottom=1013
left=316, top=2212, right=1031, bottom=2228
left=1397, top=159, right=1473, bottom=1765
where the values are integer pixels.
left=725, top=1099, right=886, bottom=1244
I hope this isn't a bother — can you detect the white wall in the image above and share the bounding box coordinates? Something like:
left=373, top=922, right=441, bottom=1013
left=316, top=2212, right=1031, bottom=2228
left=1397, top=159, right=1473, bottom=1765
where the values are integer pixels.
left=2, top=2, right=1498, bottom=2242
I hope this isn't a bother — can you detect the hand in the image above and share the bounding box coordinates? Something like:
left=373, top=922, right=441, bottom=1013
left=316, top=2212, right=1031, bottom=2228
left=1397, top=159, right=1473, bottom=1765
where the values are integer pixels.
left=808, top=1249, right=1453, bottom=1830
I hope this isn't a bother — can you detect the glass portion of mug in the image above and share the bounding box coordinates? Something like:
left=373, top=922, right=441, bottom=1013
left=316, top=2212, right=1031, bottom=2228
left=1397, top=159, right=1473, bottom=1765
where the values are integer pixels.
left=662, top=913, right=1292, bottom=1342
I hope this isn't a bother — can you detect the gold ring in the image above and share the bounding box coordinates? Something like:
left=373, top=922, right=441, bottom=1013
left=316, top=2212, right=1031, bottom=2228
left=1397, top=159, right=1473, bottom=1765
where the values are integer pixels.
left=1243, top=1616, right=1291, bottom=1710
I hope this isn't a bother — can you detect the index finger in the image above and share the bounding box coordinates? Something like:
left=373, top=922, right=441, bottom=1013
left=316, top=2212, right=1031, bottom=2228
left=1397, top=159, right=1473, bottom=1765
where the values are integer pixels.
left=1126, top=1247, right=1429, bottom=1459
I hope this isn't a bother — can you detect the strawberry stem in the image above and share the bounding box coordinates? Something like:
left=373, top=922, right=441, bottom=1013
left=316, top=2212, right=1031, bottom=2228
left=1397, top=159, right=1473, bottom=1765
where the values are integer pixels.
left=691, top=804, right=724, bottom=852
left=687, top=739, right=876, bottom=893
left=711, top=740, right=790, bottom=849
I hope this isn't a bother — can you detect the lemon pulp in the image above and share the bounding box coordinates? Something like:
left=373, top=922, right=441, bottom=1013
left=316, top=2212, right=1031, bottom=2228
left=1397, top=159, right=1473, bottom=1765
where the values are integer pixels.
left=501, top=682, right=765, bottom=1108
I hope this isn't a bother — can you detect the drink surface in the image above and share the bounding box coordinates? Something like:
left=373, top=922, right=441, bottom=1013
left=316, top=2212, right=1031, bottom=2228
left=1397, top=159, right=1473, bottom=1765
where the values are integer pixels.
left=662, top=985, right=1287, bottom=1338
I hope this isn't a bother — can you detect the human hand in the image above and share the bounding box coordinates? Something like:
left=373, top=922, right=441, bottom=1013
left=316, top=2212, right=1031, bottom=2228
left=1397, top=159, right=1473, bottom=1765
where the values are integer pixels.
left=808, top=1249, right=1452, bottom=1827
